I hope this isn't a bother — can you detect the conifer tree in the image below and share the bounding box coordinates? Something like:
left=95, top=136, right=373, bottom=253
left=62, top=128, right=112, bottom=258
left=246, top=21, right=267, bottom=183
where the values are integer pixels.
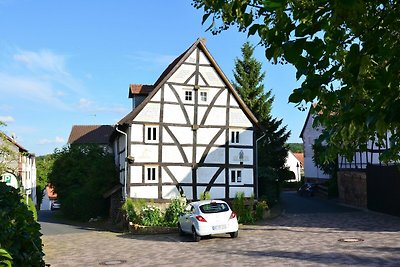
left=232, top=42, right=290, bottom=199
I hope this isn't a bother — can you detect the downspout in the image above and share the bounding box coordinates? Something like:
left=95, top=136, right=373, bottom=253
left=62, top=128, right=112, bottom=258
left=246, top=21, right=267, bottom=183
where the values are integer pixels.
left=255, top=133, right=267, bottom=199
left=115, top=125, right=128, bottom=200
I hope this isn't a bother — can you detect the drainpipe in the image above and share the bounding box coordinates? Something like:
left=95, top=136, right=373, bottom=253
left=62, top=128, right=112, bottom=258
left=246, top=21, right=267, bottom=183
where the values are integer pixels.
left=115, top=125, right=128, bottom=200
left=255, top=133, right=267, bottom=199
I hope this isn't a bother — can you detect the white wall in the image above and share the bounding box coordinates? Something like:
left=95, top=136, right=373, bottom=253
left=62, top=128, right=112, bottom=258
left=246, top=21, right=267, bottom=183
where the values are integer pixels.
left=302, top=114, right=330, bottom=180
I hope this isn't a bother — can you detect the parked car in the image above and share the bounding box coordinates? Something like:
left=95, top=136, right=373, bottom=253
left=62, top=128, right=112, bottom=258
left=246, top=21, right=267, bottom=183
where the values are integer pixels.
left=178, top=199, right=239, bottom=242
left=297, top=183, right=318, bottom=197
left=51, top=200, right=61, bottom=210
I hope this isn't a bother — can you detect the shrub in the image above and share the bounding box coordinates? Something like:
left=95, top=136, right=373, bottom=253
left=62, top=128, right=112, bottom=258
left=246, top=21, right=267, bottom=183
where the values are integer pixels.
left=0, top=183, right=45, bottom=266
left=140, top=205, right=162, bottom=226
left=199, top=191, right=211, bottom=200
left=164, top=198, right=185, bottom=226
left=121, top=198, right=145, bottom=224
left=255, top=200, right=268, bottom=221
left=232, top=192, right=255, bottom=224
left=0, top=248, right=12, bottom=267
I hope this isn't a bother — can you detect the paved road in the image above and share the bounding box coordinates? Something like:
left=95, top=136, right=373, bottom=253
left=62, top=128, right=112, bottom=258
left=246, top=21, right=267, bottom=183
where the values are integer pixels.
left=40, top=192, right=400, bottom=266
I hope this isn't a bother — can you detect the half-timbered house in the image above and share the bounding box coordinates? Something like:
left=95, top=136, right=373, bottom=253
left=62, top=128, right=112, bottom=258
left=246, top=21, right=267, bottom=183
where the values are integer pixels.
left=113, top=38, right=259, bottom=201
left=301, top=104, right=400, bottom=215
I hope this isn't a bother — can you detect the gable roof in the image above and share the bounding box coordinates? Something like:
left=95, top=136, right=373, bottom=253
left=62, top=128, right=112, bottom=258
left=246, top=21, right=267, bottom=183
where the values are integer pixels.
left=118, top=38, right=259, bottom=126
left=299, top=103, right=318, bottom=139
left=68, top=125, right=114, bottom=145
left=293, top=152, right=304, bottom=167
left=1, top=132, right=28, bottom=153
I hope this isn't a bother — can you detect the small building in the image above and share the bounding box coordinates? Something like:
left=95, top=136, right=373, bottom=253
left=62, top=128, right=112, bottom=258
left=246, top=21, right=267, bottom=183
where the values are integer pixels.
left=113, top=38, right=259, bottom=201
left=300, top=108, right=330, bottom=183
left=68, top=125, right=114, bottom=153
left=285, top=151, right=304, bottom=182
left=0, top=132, right=37, bottom=205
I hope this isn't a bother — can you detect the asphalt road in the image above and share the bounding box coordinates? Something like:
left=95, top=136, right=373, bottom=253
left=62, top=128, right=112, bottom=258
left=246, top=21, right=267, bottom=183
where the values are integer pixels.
left=38, top=210, right=95, bottom=236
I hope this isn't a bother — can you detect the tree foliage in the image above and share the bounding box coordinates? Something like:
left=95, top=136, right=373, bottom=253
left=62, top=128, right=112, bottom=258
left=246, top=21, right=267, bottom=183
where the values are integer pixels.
left=232, top=42, right=290, bottom=198
left=35, top=154, right=55, bottom=208
left=48, top=145, right=118, bottom=221
left=0, top=183, right=45, bottom=267
left=287, top=143, right=303, bottom=153
left=193, top=0, right=400, bottom=163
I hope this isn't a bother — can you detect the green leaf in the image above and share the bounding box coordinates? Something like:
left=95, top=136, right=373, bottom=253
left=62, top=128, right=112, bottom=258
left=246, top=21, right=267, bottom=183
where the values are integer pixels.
left=202, top=13, right=211, bottom=24
left=248, top=24, right=259, bottom=37
left=288, top=88, right=304, bottom=103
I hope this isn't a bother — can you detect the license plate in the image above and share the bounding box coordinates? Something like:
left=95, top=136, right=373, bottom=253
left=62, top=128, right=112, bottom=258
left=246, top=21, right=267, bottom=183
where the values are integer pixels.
left=212, top=225, right=226, bottom=230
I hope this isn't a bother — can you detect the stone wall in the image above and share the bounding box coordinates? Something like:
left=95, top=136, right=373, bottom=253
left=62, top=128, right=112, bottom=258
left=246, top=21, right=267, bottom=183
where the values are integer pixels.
left=337, top=170, right=367, bottom=208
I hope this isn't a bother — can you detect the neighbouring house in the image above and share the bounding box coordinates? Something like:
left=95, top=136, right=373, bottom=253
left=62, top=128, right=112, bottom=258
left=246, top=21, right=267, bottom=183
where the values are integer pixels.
left=113, top=38, right=259, bottom=201
left=68, top=125, right=114, bottom=153
left=285, top=151, right=304, bottom=182
left=300, top=104, right=400, bottom=216
left=40, top=184, right=58, bottom=211
left=0, top=132, right=37, bottom=205
left=300, top=107, right=330, bottom=182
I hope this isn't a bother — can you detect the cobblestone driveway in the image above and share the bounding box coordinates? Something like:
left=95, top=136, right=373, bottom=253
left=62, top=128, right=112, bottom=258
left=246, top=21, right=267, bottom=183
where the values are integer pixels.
left=42, top=193, right=400, bottom=266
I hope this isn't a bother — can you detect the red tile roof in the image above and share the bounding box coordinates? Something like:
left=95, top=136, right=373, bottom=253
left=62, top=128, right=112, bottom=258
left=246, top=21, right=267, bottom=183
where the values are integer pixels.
left=128, top=84, right=155, bottom=97
left=46, top=185, right=57, bottom=200
left=293, top=152, right=304, bottom=167
left=68, top=125, right=114, bottom=145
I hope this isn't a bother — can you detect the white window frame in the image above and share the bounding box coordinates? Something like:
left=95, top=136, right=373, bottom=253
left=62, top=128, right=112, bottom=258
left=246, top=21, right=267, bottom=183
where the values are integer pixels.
left=200, top=91, right=208, bottom=102
left=145, top=166, right=158, bottom=183
left=230, top=169, right=242, bottom=184
left=230, top=130, right=240, bottom=144
left=185, top=90, right=193, bottom=101
left=145, top=125, right=158, bottom=143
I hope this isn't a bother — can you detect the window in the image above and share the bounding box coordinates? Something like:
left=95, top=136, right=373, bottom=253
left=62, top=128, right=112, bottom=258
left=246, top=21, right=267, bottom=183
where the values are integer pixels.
left=200, top=91, right=207, bottom=102
left=231, top=170, right=242, bottom=183
left=185, top=90, right=193, bottom=101
left=231, top=131, right=240, bottom=143
left=145, top=126, right=157, bottom=142
left=146, top=166, right=157, bottom=182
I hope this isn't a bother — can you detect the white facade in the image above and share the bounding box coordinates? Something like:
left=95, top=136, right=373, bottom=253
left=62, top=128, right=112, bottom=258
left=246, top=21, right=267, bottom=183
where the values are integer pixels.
left=114, top=39, right=258, bottom=201
left=0, top=134, right=37, bottom=204
left=300, top=111, right=330, bottom=181
left=285, top=151, right=302, bottom=182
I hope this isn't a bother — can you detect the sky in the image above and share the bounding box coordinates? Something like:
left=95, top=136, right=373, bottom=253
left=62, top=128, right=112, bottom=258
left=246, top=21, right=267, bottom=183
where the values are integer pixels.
left=0, top=1, right=308, bottom=156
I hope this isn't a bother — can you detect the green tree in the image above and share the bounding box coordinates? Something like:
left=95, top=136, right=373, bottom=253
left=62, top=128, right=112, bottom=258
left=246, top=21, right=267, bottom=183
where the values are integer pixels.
left=232, top=42, right=290, bottom=200
left=48, top=144, right=118, bottom=220
left=193, top=0, right=400, bottom=164
left=35, top=154, right=55, bottom=208
left=287, top=143, right=303, bottom=153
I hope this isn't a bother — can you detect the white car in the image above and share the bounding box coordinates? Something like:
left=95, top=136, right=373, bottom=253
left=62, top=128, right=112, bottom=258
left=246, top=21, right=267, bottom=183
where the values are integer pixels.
left=178, top=200, right=239, bottom=242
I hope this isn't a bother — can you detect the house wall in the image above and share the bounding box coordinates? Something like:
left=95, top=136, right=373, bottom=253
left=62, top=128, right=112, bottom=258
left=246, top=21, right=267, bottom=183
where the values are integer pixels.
left=117, top=45, right=255, bottom=201
left=302, top=114, right=330, bottom=181
left=285, top=151, right=302, bottom=182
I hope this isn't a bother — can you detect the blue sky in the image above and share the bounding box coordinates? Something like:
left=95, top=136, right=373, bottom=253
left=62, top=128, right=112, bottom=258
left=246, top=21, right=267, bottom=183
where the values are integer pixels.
left=0, top=1, right=307, bottom=156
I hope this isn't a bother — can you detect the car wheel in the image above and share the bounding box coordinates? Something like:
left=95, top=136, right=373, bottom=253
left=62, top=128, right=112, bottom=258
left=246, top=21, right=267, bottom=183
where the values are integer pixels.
left=192, top=227, right=201, bottom=242
left=230, top=231, right=238, bottom=238
left=177, top=223, right=184, bottom=236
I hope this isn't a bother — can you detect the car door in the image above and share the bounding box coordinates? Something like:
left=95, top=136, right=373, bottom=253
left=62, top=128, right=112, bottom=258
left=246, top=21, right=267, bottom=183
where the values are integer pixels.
left=180, top=204, right=194, bottom=232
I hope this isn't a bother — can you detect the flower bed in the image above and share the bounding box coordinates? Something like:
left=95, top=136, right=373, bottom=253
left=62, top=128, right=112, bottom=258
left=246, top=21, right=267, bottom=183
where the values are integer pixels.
left=129, top=222, right=178, bottom=234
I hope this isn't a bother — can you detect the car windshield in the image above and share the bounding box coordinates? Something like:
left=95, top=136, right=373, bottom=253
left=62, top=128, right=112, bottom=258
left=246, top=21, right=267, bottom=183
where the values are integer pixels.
left=199, top=202, right=229, bottom=214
